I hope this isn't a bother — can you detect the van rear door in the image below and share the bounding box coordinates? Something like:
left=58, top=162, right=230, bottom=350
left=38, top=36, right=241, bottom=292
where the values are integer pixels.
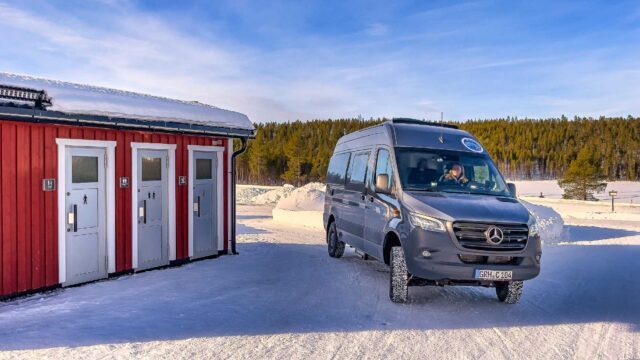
left=325, top=152, right=350, bottom=229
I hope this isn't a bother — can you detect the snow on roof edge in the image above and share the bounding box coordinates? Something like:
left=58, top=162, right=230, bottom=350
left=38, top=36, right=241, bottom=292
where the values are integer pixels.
left=0, top=72, right=255, bottom=132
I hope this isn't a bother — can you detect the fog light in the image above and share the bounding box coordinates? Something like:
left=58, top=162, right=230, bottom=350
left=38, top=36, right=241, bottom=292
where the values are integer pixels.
left=421, top=250, right=432, bottom=258
left=535, top=254, right=541, bottom=262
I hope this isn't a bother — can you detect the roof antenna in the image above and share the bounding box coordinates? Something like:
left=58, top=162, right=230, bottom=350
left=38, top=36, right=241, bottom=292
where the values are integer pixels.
left=438, top=112, right=444, bottom=143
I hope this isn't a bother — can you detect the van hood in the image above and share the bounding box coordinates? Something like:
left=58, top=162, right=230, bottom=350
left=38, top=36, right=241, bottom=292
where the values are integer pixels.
left=403, top=191, right=530, bottom=224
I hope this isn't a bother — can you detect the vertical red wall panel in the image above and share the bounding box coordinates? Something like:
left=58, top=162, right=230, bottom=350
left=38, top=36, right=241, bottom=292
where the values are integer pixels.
left=16, top=126, right=31, bottom=292
left=70, top=127, right=82, bottom=139
left=43, top=126, right=58, bottom=286
left=83, top=128, right=95, bottom=140
left=2, top=123, right=17, bottom=294
left=94, top=129, right=106, bottom=141
left=30, top=126, right=45, bottom=289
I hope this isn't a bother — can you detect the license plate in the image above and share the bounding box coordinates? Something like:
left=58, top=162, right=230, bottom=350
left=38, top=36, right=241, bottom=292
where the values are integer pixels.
left=474, top=269, right=513, bottom=280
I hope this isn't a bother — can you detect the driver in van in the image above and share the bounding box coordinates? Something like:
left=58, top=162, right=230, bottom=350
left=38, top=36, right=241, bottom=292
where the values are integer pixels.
left=408, top=158, right=438, bottom=184
left=439, top=163, right=469, bottom=185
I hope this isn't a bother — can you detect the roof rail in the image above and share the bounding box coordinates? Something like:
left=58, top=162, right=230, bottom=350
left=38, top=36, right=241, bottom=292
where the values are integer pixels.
left=0, top=84, right=52, bottom=110
left=390, top=117, right=458, bottom=129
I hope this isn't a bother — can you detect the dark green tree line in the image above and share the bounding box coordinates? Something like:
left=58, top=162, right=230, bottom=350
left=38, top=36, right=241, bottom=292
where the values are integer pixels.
left=235, top=116, right=640, bottom=185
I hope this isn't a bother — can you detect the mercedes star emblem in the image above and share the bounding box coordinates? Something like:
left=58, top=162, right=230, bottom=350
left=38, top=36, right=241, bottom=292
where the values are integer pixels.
left=484, top=226, right=504, bottom=245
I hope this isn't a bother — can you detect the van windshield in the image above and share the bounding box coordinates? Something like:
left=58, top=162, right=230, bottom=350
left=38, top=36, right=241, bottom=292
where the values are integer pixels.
left=395, top=147, right=511, bottom=197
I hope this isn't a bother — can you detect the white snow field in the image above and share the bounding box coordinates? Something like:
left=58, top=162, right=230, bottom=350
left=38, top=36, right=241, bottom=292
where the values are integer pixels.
left=1, top=184, right=640, bottom=359
left=513, top=180, right=640, bottom=204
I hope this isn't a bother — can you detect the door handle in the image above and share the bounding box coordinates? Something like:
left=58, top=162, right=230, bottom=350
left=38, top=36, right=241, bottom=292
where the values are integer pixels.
left=143, top=200, right=147, bottom=224
left=68, top=205, right=78, bottom=232
left=197, top=196, right=201, bottom=218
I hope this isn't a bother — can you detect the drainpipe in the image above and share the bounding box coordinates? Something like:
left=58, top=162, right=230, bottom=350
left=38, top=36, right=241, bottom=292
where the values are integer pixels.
left=230, top=137, right=248, bottom=255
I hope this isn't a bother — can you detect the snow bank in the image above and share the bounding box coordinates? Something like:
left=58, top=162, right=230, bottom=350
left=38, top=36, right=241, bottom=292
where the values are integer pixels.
left=236, top=184, right=296, bottom=205
left=236, top=185, right=275, bottom=205
left=275, top=182, right=326, bottom=211
left=272, top=183, right=326, bottom=229
left=521, top=200, right=565, bottom=243
left=511, top=180, right=640, bottom=204
left=254, top=184, right=296, bottom=205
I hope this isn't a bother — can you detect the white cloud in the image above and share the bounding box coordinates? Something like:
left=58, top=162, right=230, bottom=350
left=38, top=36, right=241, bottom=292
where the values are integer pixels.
left=364, top=22, right=389, bottom=36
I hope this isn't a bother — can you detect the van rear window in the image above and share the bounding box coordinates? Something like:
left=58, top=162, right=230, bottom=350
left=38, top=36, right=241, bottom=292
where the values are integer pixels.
left=326, top=152, right=350, bottom=184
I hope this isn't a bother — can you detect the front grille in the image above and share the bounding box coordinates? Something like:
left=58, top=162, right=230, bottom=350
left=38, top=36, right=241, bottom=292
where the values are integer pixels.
left=452, top=222, right=529, bottom=252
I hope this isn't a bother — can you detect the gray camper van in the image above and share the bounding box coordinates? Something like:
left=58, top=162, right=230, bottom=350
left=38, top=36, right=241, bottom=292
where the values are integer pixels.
left=323, top=118, right=541, bottom=303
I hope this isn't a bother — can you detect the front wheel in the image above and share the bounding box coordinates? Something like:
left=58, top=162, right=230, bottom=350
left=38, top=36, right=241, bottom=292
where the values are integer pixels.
left=495, top=281, right=523, bottom=304
left=327, top=221, right=345, bottom=258
left=389, top=246, right=409, bottom=303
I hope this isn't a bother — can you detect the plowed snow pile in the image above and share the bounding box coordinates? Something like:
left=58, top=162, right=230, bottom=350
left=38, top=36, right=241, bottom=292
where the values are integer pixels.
left=272, top=183, right=326, bottom=228
left=236, top=186, right=273, bottom=204
left=275, top=183, right=325, bottom=211
left=253, top=184, right=296, bottom=204
left=521, top=200, right=565, bottom=243
left=236, top=184, right=295, bottom=205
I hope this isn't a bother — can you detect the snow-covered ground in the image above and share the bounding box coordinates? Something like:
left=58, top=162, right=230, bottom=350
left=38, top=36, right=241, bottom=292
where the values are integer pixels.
left=1, top=183, right=639, bottom=359
left=512, top=180, right=640, bottom=204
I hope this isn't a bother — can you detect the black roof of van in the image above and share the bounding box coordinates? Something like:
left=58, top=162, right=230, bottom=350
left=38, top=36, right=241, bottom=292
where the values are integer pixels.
left=334, top=119, right=484, bottom=155
left=390, top=118, right=459, bottom=129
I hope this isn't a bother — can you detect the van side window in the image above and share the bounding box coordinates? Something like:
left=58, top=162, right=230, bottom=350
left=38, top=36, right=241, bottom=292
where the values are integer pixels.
left=374, top=148, right=394, bottom=190
left=346, top=152, right=369, bottom=190
left=326, top=152, right=351, bottom=185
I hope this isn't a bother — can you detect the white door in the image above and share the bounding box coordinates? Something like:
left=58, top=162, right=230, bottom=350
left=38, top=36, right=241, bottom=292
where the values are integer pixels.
left=192, top=151, right=218, bottom=258
left=137, top=149, right=169, bottom=270
left=64, top=147, right=107, bottom=286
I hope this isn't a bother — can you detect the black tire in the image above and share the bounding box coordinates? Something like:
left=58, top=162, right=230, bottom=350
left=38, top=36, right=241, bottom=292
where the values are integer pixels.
left=327, top=221, right=345, bottom=258
left=389, top=246, right=409, bottom=303
left=495, top=281, right=523, bottom=304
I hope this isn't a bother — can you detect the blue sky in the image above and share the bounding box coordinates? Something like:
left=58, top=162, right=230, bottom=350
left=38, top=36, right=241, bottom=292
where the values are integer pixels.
left=0, top=0, right=639, bottom=122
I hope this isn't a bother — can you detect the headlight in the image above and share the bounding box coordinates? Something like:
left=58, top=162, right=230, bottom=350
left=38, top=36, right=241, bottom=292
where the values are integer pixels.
left=528, top=217, right=539, bottom=237
left=409, top=212, right=447, bottom=232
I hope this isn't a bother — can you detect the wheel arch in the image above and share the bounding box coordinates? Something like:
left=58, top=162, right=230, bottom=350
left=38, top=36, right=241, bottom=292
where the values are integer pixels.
left=382, top=230, right=402, bottom=265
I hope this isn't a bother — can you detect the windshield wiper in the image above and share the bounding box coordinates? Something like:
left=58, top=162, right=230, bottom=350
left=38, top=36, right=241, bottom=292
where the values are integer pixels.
left=466, top=191, right=509, bottom=197
left=439, top=189, right=471, bottom=194
left=405, top=187, right=439, bottom=192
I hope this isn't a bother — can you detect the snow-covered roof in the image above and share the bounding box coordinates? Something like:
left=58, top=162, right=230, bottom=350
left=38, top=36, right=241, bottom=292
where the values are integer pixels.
left=0, top=72, right=254, bottom=133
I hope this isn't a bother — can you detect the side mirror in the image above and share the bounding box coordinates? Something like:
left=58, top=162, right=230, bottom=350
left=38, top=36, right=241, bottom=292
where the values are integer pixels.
left=507, top=182, right=517, bottom=197
left=375, top=174, right=391, bottom=194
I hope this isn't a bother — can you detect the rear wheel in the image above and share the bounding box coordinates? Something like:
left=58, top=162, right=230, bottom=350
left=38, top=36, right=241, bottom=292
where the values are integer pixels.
left=327, top=221, right=345, bottom=258
left=389, top=246, right=409, bottom=303
left=495, top=281, right=523, bottom=304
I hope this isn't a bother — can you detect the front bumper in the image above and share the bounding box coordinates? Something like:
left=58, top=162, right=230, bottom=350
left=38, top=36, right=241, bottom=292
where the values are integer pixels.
left=402, top=226, right=541, bottom=282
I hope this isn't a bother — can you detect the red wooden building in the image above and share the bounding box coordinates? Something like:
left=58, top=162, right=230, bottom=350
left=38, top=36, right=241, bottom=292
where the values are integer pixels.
left=0, top=73, right=254, bottom=298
